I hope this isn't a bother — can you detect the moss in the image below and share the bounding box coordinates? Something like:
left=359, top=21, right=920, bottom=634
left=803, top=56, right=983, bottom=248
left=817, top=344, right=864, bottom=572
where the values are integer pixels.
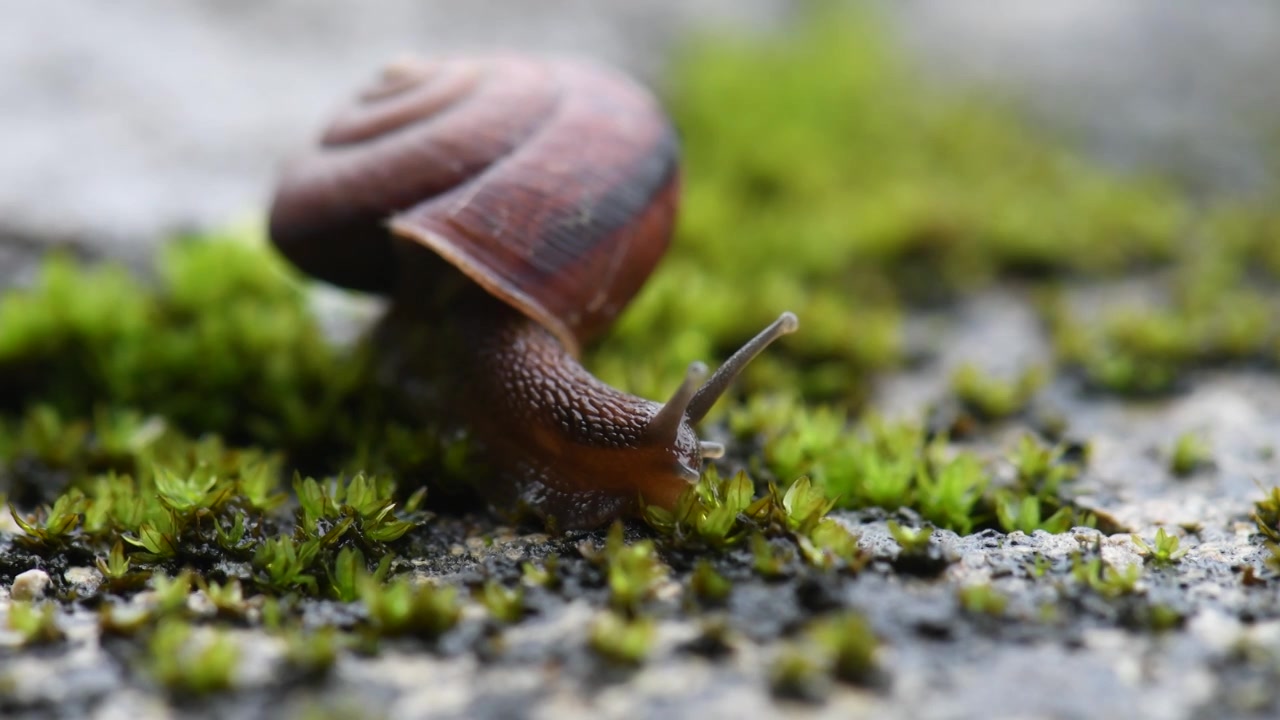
left=689, top=559, right=732, bottom=605
left=1170, top=433, right=1212, bottom=477
left=588, top=612, right=655, bottom=666
left=589, top=1, right=1196, bottom=409
left=0, top=238, right=363, bottom=453
left=585, top=523, right=668, bottom=616
left=1132, top=528, right=1188, bottom=566
left=478, top=579, right=527, bottom=624
left=739, top=406, right=1091, bottom=535
left=771, top=610, right=880, bottom=700
left=957, top=583, right=1008, bottom=617
left=146, top=618, right=240, bottom=696
left=5, top=601, right=65, bottom=646
left=950, top=365, right=1046, bottom=423
left=359, top=577, right=462, bottom=640
left=1071, top=555, right=1142, bottom=599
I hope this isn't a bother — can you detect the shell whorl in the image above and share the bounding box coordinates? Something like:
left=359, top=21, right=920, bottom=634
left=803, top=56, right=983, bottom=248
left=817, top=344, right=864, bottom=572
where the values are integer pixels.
left=268, top=54, right=680, bottom=355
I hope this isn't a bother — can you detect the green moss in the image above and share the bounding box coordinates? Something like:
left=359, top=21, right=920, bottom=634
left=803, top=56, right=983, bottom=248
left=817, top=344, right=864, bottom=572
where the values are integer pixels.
left=0, top=237, right=364, bottom=452
left=359, top=577, right=461, bottom=640
left=1072, top=555, right=1142, bottom=598
left=585, top=523, right=668, bottom=616
left=771, top=610, right=879, bottom=700
left=887, top=521, right=933, bottom=556
left=950, top=365, right=1046, bottom=422
left=6, top=602, right=65, bottom=646
left=588, top=612, right=655, bottom=666
left=742, top=408, right=1090, bottom=535
left=1254, top=487, right=1280, bottom=542
left=1170, top=433, right=1212, bottom=477
left=689, top=559, right=732, bottom=605
left=957, top=583, right=1008, bottom=617
left=1132, top=528, right=1188, bottom=566
left=588, top=1, right=1196, bottom=408
left=478, top=579, right=526, bottom=624
left=146, top=618, right=240, bottom=695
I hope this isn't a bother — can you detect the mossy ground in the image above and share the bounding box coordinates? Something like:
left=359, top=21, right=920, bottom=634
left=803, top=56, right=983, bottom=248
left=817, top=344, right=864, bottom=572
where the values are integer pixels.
left=4, top=4, right=1280, bottom=718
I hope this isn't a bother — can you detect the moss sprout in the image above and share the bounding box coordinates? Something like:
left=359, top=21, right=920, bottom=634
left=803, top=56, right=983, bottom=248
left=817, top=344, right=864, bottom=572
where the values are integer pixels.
left=957, top=583, right=1008, bottom=616
left=588, top=612, right=655, bottom=666
left=771, top=610, right=880, bottom=701
left=1170, top=433, right=1212, bottom=477
left=478, top=580, right=526, bottom=625
left=592, top=523, right=668, bottom=616
left=6, top=602, right=65, bottom=645
left=1132, top=528, right=1188, bottom=566
left=887, top=521, right=933, bottom=555
left=359, top=577, right=461, bottom=640
left=689, top=560, right=733, bottom=605
left=146, top=619, right=240, bottom=696
left=1072, top=555, right=1142, bottom=598
left=950, top=364, right=1046, bottom=421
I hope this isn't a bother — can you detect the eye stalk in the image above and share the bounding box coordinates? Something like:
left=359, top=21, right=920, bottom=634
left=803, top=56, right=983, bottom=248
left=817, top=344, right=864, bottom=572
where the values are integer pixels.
left=645, top=361, right=708, bottom=448
left=644, top=311, right=800, bottom=469
left=687, top=312, right=798, bottom=424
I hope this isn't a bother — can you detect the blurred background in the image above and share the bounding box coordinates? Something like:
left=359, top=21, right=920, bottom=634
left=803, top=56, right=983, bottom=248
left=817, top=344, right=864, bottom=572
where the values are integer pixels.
left=3, top=0, right=1277, bottom=264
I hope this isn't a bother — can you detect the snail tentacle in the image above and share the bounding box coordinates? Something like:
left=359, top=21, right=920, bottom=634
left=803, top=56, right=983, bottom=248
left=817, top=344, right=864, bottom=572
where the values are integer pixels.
left=686, top=312, right=800, bottom=424
left=645, top=361, right=708, bottom=446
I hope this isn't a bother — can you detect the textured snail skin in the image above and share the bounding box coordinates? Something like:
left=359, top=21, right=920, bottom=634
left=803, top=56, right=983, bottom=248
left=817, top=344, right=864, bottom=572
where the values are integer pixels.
left=382, top=280, right=702, bottom=528
left=270, top=54, right=792, bottom=529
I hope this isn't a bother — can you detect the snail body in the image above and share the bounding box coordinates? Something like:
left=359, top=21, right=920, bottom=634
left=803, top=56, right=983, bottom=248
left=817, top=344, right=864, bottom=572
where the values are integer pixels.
left=269, top=54, right=796, bottom=529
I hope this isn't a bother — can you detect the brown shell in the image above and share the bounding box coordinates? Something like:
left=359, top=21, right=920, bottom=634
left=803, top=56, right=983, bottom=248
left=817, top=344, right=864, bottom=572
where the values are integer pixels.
left=268, top=54, right=680, bottom=356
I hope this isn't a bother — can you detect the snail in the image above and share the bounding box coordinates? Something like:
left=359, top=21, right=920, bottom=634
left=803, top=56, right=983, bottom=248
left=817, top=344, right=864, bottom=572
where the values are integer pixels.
left=268, top=54, right=797, bottom=529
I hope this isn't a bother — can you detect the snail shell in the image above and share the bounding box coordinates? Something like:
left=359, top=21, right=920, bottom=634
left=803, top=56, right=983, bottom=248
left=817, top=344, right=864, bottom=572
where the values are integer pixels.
left=269, top=54, right=680, bottom=356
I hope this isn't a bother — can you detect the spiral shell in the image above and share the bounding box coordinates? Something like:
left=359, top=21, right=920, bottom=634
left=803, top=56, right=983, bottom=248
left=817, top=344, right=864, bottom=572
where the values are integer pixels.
left=269, top=54, right=680, bottom=355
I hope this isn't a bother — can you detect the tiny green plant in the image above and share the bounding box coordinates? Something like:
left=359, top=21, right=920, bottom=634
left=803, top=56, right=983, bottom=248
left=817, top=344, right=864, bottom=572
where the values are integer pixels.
left=146, top=619, right=239, bottom=696
left=1255, top=485, right=1280, bottom=541
left=1131, top=528, right=1187, bottom=566
left=10, top=491, right=87, bottom=548
left=914, top=454, right=988, bottom=535
left=751, top=533, right=794, bottom=579
left=951, top=364, right=1045, bottom=421
left=327, top=547, right=392, bottom=603
left=1072, top=555, right=1142, bottom=598
left=588, top=612, right=655, bottom=666
left=642, top=467, right=762, bottom=549
left=887, top=521, right=932, bottom=555
left=283, top=627, right=346, bottom=681
left=198, top=579, right=248, bottom=621
left=807, top=611, right=879, bottom=684
left=1169, top=432, right=1210, bottom=476
left=583, top=523, right=667, bottom=616
left=478, top=580, right=525, bottom=624
left=521, top=555, right=561, bottom=590
left=957, top=583, right=1008, bottom=616
left=994, top=493, right=1074, bottom=535
left=1008, top=434, right=1078, bottom=498
left=770, top=610, right=879, bottom=701
left=150, top=571, right=194, bottom=617
left=689, top=560, right=732, bottom=605
left=360, top=577, right=461, bottom=640
left=770, top=647, right=831, bottom=702
left=7, top=602, right=65, bottom=645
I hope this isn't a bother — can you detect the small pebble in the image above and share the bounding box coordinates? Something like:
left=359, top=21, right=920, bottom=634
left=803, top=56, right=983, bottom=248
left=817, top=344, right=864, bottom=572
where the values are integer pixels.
left=11, top=568, right=52, bottom=601
left=65, top=566, right=102, bottom=596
